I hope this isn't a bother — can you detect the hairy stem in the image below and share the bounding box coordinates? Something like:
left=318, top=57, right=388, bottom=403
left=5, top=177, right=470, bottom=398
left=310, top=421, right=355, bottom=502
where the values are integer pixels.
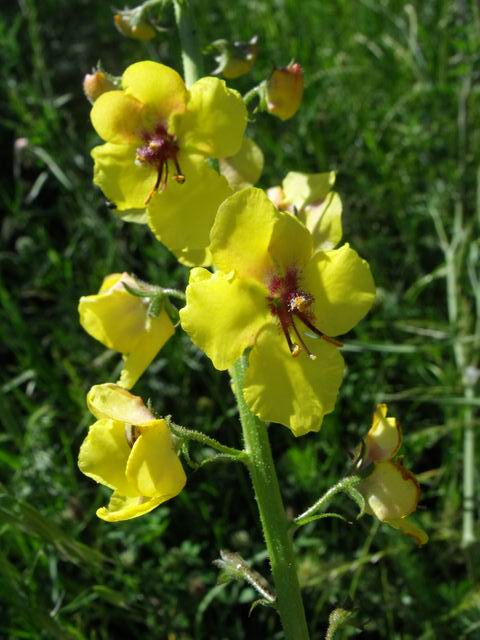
left=173, top=0, right=204, bottom=87
left=230, top=356, right=310, bottom=640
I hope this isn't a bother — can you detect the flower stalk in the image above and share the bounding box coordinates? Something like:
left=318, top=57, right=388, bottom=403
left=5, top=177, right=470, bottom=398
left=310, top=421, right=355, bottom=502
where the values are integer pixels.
left=230, top=356, right=310, bottom=640
left=173, top=0, right=204, bottom=87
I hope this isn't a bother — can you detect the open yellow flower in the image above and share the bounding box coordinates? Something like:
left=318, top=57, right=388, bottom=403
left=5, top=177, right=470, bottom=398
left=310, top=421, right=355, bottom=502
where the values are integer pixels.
left=90, top=61, right=247, bottom=265
left=356, top=405, right=428, bottom=545
left=79, top=384, right=186, bottom=522
left=78, top=273, right=174, bottom=389
left=180, top=188, right=375, bottom=436
left=268, top=171, right=342, bottom=252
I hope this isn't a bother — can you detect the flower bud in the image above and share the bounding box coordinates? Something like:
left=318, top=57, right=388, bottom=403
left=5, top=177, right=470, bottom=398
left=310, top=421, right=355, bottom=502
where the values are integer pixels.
left=114, top=11, right=156, bottom=41
left=83, top=70, right=116, bottom=103
left=211, top=36, right=258, bottom=79
left=266, top=62, right=304, bottom=121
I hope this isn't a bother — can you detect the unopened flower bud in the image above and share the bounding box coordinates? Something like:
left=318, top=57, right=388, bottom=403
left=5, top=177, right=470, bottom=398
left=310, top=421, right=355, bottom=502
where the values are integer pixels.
left=83, top=70, right=116, bottom=103
left=266, top=62, right=304, bottom=121
left=114, top=11, right=156, bottom=41
left=211, top=36, right=258, bottom=79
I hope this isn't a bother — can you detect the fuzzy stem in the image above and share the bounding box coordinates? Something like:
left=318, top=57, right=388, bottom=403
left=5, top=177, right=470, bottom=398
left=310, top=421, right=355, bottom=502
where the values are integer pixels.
left=294, top=476, right=361, bottom=526
left=230, top=356, right=310, bottom=640
left=173, top=0, right=204, bottom=87
left=169, top=422, right=247, bottom=460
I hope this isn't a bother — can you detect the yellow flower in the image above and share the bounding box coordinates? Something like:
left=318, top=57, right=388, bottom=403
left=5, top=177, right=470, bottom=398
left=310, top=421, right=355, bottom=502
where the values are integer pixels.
left=356, top=405, right=428, bottom=545
left=78, top=273, right=174, bottom=389
left=266, top=62, right=304, bottom=121
left=90, top=61, right=247, bottom=265
left=180, top=188, right=375, bottom=436
left=79, top=384, right=186, bottom=522
left=267, top=171, right=342, bottom=252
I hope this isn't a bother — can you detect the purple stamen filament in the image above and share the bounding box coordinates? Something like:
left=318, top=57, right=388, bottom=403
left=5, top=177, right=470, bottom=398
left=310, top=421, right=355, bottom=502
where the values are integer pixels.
left=268, top=267, right=342, bottom=358
left=135, top=125, right=185, bottom=204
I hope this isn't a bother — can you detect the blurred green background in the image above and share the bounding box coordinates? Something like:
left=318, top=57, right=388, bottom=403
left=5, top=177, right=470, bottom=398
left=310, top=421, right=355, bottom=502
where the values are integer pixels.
left=1, top=0, right=479, bottom=637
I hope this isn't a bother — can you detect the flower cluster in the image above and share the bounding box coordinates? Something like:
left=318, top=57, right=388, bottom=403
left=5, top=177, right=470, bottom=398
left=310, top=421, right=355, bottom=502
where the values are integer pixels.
left=78, top=54, right=426, bottom=547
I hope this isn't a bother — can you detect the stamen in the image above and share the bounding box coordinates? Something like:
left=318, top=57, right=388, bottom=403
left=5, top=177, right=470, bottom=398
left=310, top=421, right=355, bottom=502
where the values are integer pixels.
left=279, top=316, right=300, bottom=358
left=294, top=310, right=343, bottom=347
left=144, top=165, right=164, bottom=205
left=291, top=316, right=317, bottom=360
left=135, top=126, right=184, bottom=199
left=173, top=158, right=185, bottom=184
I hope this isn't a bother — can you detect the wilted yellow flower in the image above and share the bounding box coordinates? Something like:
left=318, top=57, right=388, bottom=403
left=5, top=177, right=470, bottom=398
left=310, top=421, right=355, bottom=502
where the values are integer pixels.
left=90, top=60, right=247, bottom=265
left=356, top=405, right=428, bottom=545
left=267, top=171, right=342, bottom=252
left=266, top=62, right=304, bottom=120
left=180, top=188, right=375, bottom=436
left=78, top=273, right=174, bottom=389
left=79, top=384, right=186, bottom=522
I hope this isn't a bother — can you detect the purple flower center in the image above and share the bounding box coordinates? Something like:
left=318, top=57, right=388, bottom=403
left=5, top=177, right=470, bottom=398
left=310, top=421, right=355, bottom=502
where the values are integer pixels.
left=267, top=267, right=341, bottom=358
left=135, top=125, right=185, bottom=204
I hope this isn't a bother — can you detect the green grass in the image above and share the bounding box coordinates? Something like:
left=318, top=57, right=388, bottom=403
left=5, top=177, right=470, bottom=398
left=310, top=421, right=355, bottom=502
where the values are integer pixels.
left=1, top=0, right=479, bottom=637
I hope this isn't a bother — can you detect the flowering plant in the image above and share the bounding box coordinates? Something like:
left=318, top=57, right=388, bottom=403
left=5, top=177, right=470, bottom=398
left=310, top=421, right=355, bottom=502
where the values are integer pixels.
left=76, top=2, right=429, bottom=637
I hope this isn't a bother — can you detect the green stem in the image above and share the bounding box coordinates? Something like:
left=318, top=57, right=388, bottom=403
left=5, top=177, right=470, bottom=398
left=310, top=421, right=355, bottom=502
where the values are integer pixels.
left=462, top=384, right=475, bottom=546
left=169, top=422, right=247, bottom=460
left=230, top=356, right=309, bottom=640
left=445, top=245, right=476, bottom=546
left=243, top=83, right=263, bottom=107
left=294, top=476, right=360, bottom=526
left=173, top=0, right=204, bottom=87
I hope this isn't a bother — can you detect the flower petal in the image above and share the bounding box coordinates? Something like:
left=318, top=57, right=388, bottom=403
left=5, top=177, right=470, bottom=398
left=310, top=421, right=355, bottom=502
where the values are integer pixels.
left=300, top=191, right=343, bottom=251
left=173, top=77, right=247, bottom=157
left=268, top=210, right=312, bottom=273
left=91, top=143, right=156, bottom=210
left=364, top=404, right=402, bottom=463
left=118, top=312, right=175, bottom=389
left=282, top=171, right=336, bottom=210
left=359, top=461, right=421, bottom=521
left=210, top=188, right=277, bottom=280
left=98, top=273, right=123, bottom=293
left=126, top=420, right=186, bottom=497
left=87, top=384, right=156, bottom=425
left=147, top=154, right=231, bottom=266
left=303, top=244, right=375, bottom=337
left=219, top=137, right=264, bottom=190
left=91, top=91, right=145, bottom=144
left=243, top=324, right=345, bottom=436
left=387, top=517, right=428, bottom=545
left=180, top=268, right=270, bottom=370
left=122, top=61, right=187, bottom=124
left=79, top=286, right=148, bottom=353
left=78, top=419, right=137, bottom=496
left=96, top=492, right=166, bottom=522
